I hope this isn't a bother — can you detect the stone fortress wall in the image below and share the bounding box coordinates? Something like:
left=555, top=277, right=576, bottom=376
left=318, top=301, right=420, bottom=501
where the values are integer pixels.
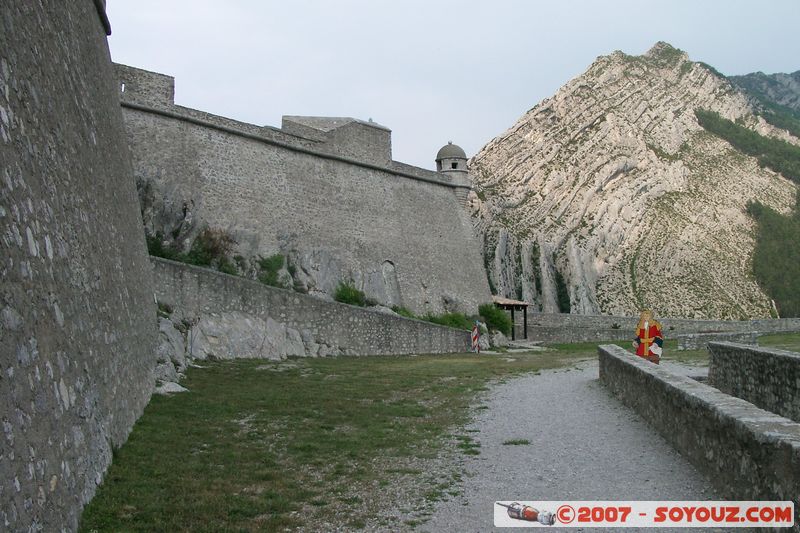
left=0, top=2, right=157, bottom=531
left=5, top=5, right=800, bottom=532
left=115, top=64, right=490, bottom=316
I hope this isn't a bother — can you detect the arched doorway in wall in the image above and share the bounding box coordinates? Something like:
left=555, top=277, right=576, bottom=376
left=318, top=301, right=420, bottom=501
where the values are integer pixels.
left=382, top=260, right=402, bottom=308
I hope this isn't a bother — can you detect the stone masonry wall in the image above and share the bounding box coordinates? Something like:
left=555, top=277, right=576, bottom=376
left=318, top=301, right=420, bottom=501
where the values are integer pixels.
left=677, top=331, right=758, bottom=350
left=522, top=312, right=800, bottom=343
left=708, top=342, right=800, bottom=423
left=1, top=2, right=157, bottom=531
left=115, top=64, right=492, bottom=316
left=599, top=345, right=800, bottom=529
left=152, top=258, right=471, bottom=357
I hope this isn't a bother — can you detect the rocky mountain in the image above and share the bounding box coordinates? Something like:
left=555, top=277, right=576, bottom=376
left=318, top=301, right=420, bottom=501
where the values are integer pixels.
left=470, top=42, right=799, bottom=319
left=730, top=70, right=800, bottom=112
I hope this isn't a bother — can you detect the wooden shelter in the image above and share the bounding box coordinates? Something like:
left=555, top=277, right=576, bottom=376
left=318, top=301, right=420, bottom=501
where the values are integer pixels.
left=491, top=295, right=530, bottom=340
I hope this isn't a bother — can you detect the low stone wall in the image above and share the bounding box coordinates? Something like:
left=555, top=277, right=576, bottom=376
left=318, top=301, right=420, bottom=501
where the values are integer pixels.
left=521, top=325, right=632, bottom=343
left=708, top=342, right=800, bottom=423
left=676, top=331, right=758, bottom=350
left=599, top=345, right=800, bottom=527
left=152, top=258, right=470, bottom=359
left=522, top=312, right=800, bottom=344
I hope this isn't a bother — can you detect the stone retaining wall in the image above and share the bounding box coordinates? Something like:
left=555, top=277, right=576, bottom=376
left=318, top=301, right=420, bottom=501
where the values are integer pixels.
left=522, top=313, right=800, bottom=343
left=152, top=258, right=470, bottom=358
left=599, top=345, right=800, bottom=528
left=521, top=325, right=632, bottom=343
left=676, top=331, right=758, bottom=350
left=708, top=342, right=800, bottom=424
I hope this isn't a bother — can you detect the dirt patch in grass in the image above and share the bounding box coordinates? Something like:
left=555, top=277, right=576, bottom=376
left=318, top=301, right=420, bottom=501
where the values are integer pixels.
left=79, top=348, right=592, bottom=531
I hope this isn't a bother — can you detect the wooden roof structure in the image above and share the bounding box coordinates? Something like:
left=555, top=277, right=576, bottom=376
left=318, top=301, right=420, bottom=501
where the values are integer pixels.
left=491, top=295, right=530, bottom=340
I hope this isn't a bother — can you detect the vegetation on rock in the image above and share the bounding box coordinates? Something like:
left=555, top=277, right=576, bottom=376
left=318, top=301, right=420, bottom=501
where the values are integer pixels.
left=695, top=109, right=800, bottom=183
left=258, top=254, right=289, bottom=288
left=420, top=312, right=474, bottom=331
left=754, top=99, right=800, bottom=139
left=554, top=270, right=571, bottom=313
left=746, top=195, right=800, bottom=317
left=478, top=303, right=512, bottom=335
left=146, top=228, right=238, bottom=275
left=334, top=282, right=368, bottom=307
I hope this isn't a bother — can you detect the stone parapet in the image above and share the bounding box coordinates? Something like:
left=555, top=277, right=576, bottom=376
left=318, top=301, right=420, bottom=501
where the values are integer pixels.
left=522, top=313, right=800, bottom=343
left=599, top=345, right=800, bottom=529
left=676, top=331, right=758, bottom=350
left=708, top=342, right=800, bottom=423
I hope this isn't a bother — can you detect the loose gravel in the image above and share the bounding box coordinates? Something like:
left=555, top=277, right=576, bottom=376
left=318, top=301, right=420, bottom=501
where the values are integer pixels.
left=423, top=360, right=720, bottom=532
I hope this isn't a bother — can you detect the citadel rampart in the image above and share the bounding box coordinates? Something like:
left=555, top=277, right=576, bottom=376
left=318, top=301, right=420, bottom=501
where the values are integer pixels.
left=599, top=345, right=800, bottom=529
left=1, top=2, right=156, bottom=530
left=115, top=64, right=489, bottom=316
left=709, top=342, right=800, bottom=423
left=518, top=312, right=800, bottom=343
left=153, top=258, right=471, bottom=357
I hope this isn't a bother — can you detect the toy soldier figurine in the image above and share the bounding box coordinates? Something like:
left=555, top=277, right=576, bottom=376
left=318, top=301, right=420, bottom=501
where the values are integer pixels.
left=632, top=309, right=663, bottom=364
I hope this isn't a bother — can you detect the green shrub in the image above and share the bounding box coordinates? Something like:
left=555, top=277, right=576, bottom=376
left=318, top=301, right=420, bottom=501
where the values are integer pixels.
left=157, top=302, right=173, bottom=319
left=257, top=254, right=288, bottom=288
left=478, top=303, right=512, bottom=335
left=217, top=258, right=238, bottom=276
left=147, top=229, right=238, bottom=278
left=146, top=232, right=183, bottom=261
left=391, top=306, right=417, bottom=319
left=334, top=282, right=367, bottom=307
left=421, top=312, right=473, bottom=331
left=233, top=254, right=247, bottom=273
left=185, top=228, right=237, bottom=267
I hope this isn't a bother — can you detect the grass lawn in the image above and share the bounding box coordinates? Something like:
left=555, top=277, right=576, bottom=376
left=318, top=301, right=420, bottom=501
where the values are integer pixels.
left=660, top=332, right=800, bottom=367
left=79, top=333, right=800, bottom=531
left=79, top=346, right=593, bottom=532
left=758, top=331, right=800, bottom=352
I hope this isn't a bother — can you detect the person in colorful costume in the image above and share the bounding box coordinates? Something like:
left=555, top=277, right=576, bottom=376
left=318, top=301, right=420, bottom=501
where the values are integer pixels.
left=632, top=309, right=663, bottom=364
left=471, top=321, right=481, bottom=353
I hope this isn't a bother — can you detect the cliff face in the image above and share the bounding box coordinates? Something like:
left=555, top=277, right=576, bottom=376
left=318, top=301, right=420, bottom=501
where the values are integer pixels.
left=471, top=42, right=798, bottom=319
left=730, top=70, right=800, bottom=112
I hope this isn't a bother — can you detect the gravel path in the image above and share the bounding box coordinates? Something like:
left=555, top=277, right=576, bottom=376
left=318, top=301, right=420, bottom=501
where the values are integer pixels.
left=423, top=360, right=719, bottom=532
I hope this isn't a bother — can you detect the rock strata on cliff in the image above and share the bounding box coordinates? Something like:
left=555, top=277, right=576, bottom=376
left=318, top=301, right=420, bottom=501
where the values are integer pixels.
left=730, top=70, right=800, bottom=112
left=471, top=42, right=798, bottom=319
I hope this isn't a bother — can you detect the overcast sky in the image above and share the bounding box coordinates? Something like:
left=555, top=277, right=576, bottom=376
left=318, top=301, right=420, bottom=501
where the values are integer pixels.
left=107, top=0, right=800, bottom=170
